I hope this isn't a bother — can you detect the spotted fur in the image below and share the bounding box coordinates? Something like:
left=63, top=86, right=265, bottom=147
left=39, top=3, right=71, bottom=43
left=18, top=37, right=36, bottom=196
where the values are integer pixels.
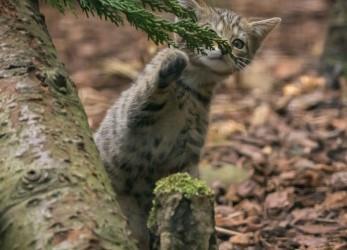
left=94, top=0, right=280, bottom=247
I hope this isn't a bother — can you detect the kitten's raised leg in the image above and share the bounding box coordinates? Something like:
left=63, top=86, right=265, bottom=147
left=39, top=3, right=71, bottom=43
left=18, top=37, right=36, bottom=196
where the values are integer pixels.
left=157, top=49, right=188, bottom=88
left=124, top=49, right=188, bottom=129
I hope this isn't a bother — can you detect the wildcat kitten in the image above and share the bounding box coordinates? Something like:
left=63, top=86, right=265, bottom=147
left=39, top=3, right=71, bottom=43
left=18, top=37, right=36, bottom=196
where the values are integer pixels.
left=95, top=0, right=280, bottom=248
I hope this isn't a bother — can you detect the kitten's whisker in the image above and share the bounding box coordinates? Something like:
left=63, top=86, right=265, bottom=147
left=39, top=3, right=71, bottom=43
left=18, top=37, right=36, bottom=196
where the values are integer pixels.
left=236, top=59, right=249, bottom=69
left=237, top=57, right=251, bottom=64
left=237, top=56, right=251, bottom=61
left=235, top=55, right=250, bottom=60
left=235, top=58, right=244, bottom=66
left=235, top=63, right=243, bottom=71
left=239, top=60, right=250, bottom=66
left=237, top=61, right=247, bottom=70
left=237, top=61, right=248, bottom=68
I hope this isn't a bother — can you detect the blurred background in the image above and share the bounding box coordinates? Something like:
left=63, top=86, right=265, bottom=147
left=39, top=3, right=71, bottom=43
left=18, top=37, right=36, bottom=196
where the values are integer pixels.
left=41, top=1, right=347, bottom=248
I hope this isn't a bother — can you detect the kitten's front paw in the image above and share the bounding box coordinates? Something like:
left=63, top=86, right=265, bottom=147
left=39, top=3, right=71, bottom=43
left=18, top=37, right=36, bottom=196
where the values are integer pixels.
left=158, top=50, right=188, bottom=88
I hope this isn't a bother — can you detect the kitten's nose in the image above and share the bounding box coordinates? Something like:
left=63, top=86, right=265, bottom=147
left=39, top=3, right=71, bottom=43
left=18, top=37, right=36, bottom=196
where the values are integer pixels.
left=213, top=43, right=228, bottom=56
left=221, top=49, right=228, bottom=55
left=218, top=45, right=229, bottom=55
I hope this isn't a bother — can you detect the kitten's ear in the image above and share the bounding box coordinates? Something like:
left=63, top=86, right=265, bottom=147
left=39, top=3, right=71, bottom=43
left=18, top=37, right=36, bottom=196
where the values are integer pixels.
left=177, top=0, right=207, bottom=16
left=249, top=17, right=281, bottom=42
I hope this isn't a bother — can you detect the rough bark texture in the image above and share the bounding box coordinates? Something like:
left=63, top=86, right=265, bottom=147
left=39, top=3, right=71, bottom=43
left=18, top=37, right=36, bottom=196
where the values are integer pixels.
left=0, top=1, right=137, bottom=249
left=322, top=0, right=347, bottom=88
left=148, top=173, right=217, bottom=250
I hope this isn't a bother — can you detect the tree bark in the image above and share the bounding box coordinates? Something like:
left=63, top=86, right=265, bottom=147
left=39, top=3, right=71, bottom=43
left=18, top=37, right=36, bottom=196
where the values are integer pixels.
left=148, top=173, right=217, bottom=250
left=0, top=1, right=137, bottom=249
left=322, top=0, right=347, bottom=89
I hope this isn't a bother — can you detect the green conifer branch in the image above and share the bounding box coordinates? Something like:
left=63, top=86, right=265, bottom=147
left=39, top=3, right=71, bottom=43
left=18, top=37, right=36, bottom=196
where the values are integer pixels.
left=44, top=0, right=232, bottom=54
left=140, top=0, right=196, bottom=20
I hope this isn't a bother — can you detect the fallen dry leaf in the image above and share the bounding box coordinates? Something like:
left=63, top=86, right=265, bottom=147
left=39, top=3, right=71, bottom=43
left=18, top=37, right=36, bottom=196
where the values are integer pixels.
left=207, top=120, right=246, bottom=144
left=237, top=180, right=264, bottom=199
left=330, top=171, right=347, bottom=190
left=265, top=188, right=295, bottom=217
left=287, top=91, right=326, bottom=112
left=218, top=241, right=233, bottom=250
left=291, top=208, right=319, bottom=225
left=229, top=232, right=255, bottom=246
left=296, top=224, right=341, bottom=235
left=321, top=191, right=347, bottom=211
left=251, top=103, right=272, bottom=127
left=294, top=235, right=327, bottom=248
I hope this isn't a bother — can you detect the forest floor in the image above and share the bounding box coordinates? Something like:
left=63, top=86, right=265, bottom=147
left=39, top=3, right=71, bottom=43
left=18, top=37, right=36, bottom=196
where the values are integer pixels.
left=42, top=0, right=347, bottom=249
left=211, top=78, right=347, bottom=250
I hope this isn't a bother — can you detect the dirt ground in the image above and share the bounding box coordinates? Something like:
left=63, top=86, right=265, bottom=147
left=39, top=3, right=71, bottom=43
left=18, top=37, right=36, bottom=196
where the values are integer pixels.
left=42, top=0, right=347, bottom=249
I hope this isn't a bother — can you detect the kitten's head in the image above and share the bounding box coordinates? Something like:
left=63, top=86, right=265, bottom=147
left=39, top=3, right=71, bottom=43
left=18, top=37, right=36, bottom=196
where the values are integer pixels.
left=177, top=0, right=281, bottom=75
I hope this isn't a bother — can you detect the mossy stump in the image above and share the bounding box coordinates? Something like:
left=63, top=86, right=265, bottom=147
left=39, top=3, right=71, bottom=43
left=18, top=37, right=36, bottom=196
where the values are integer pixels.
left=148, top=173, right=217, bottom=250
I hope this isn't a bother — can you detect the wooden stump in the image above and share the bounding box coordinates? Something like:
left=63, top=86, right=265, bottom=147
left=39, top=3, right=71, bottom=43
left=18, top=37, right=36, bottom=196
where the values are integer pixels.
left=148, top=173, right=217, bottom=250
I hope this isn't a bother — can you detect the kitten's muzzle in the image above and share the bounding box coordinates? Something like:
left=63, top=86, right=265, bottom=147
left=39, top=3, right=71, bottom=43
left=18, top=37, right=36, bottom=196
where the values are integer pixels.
left=207, top=49, right=224, bottom=60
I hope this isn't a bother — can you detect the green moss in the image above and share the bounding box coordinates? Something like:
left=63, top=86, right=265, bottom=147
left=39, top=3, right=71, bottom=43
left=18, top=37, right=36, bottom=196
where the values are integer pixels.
left=154, top=173, right=213, bottom=199
left=148, top=173, right=213, bottom=229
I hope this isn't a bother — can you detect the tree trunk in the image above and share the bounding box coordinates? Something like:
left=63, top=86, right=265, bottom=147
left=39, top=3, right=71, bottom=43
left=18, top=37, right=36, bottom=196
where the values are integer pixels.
left=322, top=0, right=347, bottom=90
left=0, top=1, right=137, bottom=249
left=148, top=173, right=217, bottom=250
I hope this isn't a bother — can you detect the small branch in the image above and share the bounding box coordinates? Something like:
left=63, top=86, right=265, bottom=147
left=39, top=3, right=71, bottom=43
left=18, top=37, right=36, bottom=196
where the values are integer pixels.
left=215, top=226, right=243, bottom=236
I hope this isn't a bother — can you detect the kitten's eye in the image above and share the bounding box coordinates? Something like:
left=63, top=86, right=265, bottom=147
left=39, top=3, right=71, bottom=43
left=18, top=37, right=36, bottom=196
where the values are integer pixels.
left=232, top=39, right=245, bottom=49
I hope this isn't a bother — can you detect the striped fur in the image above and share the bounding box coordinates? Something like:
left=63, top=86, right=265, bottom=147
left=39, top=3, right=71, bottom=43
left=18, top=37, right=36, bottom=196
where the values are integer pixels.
left=95, top=0, right=280, bottom=247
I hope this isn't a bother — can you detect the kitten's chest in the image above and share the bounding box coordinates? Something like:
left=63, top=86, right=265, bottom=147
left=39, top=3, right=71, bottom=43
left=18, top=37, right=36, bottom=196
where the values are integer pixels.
left=150, top=88, right=209, bottom=171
